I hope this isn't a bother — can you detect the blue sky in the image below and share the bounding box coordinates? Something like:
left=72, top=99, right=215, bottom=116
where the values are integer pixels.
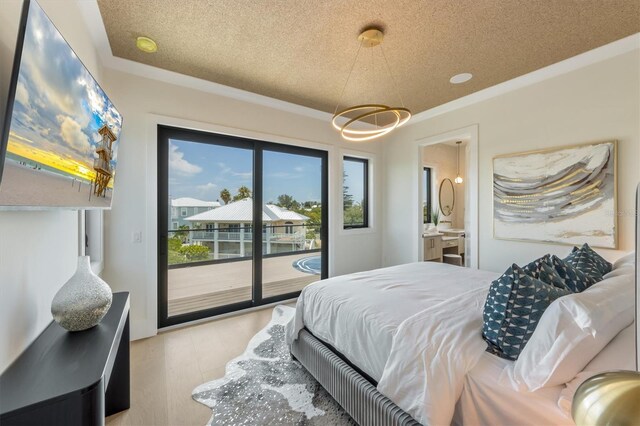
left=343, top=159, right=365, bottom=205
left=169, top=139, right=326, bottom=203
left=6, top=0, right=122, bottom=173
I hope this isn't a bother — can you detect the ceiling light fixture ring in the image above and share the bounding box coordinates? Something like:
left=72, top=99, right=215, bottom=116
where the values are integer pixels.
left=340, top=107, right=401, bottom=142
left=332, top=104, right=392, bottom=134
left=331, top=26, right=411, bottom=142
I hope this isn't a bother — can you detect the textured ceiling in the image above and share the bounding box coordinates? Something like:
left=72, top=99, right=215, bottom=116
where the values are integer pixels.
left=97, top=0, right=640, bottom=117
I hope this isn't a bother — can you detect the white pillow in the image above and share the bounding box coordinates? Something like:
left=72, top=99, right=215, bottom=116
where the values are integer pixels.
left=612, top=251, right=635, bottom=270
left=603, top=263, right=635, bottom=279
left=511, top=270, right=635, bottom=391
left=557, top=323, right=635, bottom=416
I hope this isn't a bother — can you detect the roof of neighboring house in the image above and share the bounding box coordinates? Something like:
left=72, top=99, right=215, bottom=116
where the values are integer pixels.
left=171, top=197, right=221, bottom=208
left=185, top=198, right=309, bottom=223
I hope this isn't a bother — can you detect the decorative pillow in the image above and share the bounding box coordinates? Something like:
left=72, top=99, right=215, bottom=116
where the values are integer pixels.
left=564, top=243, right=612, bottom=279
left=550, top=255, right=599, bottom=293
left=482, top=264, right=571, bottom=360
left=580, top=243, right=613, bottom=275
left=511, top=269, right=635, bottom=391
left=522, top=254, right=571, bottom=291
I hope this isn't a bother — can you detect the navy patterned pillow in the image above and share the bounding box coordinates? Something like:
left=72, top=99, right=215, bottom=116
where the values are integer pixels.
left=563, top=247, right=603, bottom=281
left=579, top=243, right=612, bottom=275
left=482, top=264, right=571, bottom=360
left=522, top=254, right=571, bottom=292
left=550, top=255, right=600, bottom=292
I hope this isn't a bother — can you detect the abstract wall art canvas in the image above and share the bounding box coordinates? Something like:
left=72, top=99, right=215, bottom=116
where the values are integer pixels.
left=493, top=141, right=617, bottom=248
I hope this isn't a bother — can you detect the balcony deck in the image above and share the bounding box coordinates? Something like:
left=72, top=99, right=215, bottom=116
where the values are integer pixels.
left=168, top=252, right=320, bottom=317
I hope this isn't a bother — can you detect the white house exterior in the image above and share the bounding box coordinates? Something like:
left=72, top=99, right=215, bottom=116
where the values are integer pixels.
left=185, top=198, right=310, bottom=259
left=170, top=197, right=221, bottom=230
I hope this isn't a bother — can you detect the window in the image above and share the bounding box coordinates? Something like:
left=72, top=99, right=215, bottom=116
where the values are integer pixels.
left=285, top=221, right=294, bottom=233
left=423, top=167, right=432, bottom=223
left=343, top=156, right=369, bottom=229
left=172, top=222, right=179, bottom=230
left=181, top=208, right=187, bottom=217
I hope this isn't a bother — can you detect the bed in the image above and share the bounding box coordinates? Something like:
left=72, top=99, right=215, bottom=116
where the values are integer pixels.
left=287, top=259, right=636, bottom=426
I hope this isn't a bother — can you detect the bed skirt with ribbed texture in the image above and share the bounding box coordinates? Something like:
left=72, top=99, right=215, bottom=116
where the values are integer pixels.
left=291, top=329, right=421, bottom=426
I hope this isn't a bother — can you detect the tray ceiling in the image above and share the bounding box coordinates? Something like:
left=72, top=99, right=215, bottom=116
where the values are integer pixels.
left=97, top=0, right=640, bottom=116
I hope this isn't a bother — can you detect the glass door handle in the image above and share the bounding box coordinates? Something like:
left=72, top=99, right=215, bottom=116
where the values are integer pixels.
left=159, top=235, right=167, bottom=256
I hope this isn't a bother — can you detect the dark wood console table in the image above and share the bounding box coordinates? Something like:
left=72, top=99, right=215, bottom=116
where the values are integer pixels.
left=0, top=292, right=130, bottom=426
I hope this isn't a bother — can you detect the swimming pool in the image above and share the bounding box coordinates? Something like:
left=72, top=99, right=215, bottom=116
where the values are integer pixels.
left=292, top=255, right=322, bottom=275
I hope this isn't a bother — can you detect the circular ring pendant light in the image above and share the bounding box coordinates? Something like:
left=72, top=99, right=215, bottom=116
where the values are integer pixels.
left=332, top=28, right=411, bottom=142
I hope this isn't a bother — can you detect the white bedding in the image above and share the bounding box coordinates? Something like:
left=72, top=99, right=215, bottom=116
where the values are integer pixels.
left=287, top=255, right=635, bottom=425
left=453, top=352, right=571, bottom=426
left=287, top=262, right=499, bottom=381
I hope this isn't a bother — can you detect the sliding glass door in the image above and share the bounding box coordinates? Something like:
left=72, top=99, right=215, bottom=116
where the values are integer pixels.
left=261, top=149, right=326, bottom=300
left=157, top=126, right=327, bottom=327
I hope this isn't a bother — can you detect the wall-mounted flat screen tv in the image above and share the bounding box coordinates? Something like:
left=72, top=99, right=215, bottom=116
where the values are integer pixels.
left=0, top=0, right=122, bottom=209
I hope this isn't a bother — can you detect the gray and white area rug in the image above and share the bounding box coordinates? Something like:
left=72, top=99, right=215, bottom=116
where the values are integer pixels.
left=192, top=305, right=355, bottom=425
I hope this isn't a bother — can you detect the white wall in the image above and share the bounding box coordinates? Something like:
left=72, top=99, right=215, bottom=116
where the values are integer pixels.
left=100, top=68, right=385, bottom=339
left=0, top=0, right=101, bottom=372
left=384, top=49, right=640, bottom=273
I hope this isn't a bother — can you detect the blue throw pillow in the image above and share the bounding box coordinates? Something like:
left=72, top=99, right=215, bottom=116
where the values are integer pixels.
left=563, top=244, right=611, bottom=280
left=482, top=264, right=571, bottom=360
left=550, top=255, right=600, bottom=292
left=522, top=254, right=571, bottom=292
left=578, top=243, right=612, bottom=276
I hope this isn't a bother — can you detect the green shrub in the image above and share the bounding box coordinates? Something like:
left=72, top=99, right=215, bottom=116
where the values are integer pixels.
left=168, top=236, right=182, bottom=252
left=168, top=250, right=186, bottom=265
left=178, top=244, right=210, bottom=261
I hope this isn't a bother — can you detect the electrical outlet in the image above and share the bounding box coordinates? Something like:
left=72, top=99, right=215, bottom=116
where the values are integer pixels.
left=132, top=231, right=142, bottom=244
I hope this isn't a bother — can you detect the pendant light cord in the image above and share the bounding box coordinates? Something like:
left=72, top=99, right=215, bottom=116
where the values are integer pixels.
left=379, top=43, right=406, bottom=108
left=333, top=42, right=364, bottom=116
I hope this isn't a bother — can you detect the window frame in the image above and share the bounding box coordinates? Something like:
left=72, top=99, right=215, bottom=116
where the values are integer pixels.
left=342, top=156, right=369, bottom=229
left=423, top=167, right=432, bottom=224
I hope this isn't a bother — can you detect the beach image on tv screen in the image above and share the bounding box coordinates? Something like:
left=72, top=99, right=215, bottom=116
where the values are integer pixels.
left=0, top=0, right=122, bottom=208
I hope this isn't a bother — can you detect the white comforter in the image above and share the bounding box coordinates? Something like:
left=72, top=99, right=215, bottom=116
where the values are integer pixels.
left=287, top=262, right=499, bottom=425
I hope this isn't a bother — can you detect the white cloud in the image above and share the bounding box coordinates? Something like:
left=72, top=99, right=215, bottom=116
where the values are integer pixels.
left=15, top=81, right=30, bottom=107
left=169, top=142, right=202, bottom=176
left=58, top=115, right=91, bottom=155
left=294, top=166, right=304, bottom=172
left=197, top=182, right=218, bottom=191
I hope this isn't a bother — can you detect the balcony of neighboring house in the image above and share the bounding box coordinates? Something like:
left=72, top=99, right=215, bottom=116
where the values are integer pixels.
left=190, top=226, right=306, bottom=244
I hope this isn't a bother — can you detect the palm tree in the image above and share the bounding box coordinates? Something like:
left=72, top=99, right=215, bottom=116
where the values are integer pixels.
left=220, top=188, right=231, bottom=205
left=233, top=185, right=252, bottom=201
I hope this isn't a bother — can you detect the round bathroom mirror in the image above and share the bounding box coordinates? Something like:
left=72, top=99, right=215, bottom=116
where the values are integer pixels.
left=439, top=178, right=455, bottom=217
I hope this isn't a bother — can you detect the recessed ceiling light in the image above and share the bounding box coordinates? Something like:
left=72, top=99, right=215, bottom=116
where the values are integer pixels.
left=450, top=73, right=472, bottom=84
left=136, top=36, right=157, bottom=53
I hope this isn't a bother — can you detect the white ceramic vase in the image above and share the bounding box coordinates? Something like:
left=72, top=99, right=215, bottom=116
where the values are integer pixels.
left=51, top=256, right=112, bottom=332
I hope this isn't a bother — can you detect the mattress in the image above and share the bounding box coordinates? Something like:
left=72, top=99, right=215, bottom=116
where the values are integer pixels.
left=293, top=262, right=499, bottom=382
left=453, top=352, right=572, bottom=426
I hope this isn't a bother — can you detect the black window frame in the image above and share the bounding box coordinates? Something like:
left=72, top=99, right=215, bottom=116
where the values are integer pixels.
left=423, top=167, right=432, bottom=223
left=343, top=156, right=369, bottom=229
left=157, top=125, right=329, bottom=328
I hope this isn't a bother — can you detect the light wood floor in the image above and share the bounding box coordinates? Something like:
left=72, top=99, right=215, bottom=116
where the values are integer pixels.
left=106, top=305, right=281, bottom=426
left=168, top=253, right=319, bottom=316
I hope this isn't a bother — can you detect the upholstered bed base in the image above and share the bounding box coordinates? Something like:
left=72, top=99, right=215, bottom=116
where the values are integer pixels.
left=290, top=329, right=420, bottom=426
